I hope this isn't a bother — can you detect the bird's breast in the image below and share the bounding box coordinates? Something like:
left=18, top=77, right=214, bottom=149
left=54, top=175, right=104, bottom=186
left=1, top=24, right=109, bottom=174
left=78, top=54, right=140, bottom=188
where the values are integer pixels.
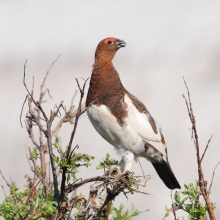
left=87, top=104, right=123, bottom=146
left=87, top=96, right=147, bottom=155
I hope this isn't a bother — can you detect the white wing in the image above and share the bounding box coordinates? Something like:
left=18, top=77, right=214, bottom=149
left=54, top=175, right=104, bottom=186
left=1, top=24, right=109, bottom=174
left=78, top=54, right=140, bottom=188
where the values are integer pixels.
left=124, top=95, right=167, bottom=157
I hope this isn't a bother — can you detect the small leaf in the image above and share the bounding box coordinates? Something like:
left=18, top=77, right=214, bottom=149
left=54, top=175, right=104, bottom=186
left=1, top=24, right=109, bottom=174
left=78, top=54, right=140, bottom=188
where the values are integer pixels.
left=174, top=191, right=181, bottom=205
left=31, top=148, right=38, bottom=159
left=67, top=174, right=70, bottom=183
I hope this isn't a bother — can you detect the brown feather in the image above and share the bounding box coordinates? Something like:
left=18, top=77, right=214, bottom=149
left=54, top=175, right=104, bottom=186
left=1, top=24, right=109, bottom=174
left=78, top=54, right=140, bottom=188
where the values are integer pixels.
left=86, top=37, right=157, bottom=130
left=86, top=37, right=180, bottom=190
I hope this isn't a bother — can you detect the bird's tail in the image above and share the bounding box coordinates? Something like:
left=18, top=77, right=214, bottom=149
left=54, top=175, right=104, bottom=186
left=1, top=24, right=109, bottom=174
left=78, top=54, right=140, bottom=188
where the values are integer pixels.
left=152, top=160, right=181, bottom=190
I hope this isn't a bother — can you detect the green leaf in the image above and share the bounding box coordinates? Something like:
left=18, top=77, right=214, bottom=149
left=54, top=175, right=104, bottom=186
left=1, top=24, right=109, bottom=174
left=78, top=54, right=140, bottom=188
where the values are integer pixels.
left=110, top=203, right=140, bottom=220
left=174, top=191, right=181, bottom=205
left=31, top=148, right=38, bottom=159
left=96, top=153, right=118, bottom=170
left=67, top=173, right=71, bottom=183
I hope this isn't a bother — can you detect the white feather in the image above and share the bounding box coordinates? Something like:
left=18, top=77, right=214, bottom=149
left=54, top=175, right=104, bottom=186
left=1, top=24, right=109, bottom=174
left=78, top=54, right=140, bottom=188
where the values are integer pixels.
left=87, top=94, right=167, bottom=164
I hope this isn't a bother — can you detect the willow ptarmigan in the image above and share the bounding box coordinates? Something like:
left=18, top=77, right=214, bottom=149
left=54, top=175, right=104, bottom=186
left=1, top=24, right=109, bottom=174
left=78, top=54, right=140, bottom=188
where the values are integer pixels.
left=86, top=37, right=180, bottom=189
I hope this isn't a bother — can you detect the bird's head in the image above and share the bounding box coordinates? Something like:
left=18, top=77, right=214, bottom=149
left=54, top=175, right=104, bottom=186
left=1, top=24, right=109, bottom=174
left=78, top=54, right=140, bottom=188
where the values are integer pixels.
left=95, top=37, right=126, bottom=62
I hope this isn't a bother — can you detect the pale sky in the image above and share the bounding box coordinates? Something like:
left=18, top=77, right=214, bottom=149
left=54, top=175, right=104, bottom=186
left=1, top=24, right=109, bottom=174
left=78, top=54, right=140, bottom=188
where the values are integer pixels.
left=0, top=1, right=220, bottom=219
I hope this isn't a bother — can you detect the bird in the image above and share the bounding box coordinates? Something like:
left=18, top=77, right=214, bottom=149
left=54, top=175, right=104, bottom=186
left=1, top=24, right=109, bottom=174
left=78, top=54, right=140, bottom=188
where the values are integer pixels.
left=86, top=37, right=181, bottom=190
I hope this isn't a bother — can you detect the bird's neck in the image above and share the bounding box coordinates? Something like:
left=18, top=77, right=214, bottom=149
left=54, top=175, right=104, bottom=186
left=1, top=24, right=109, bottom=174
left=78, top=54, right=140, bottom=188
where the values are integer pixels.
left=86, top=61, right=124, bottom=106
left=92, top=61, right=119, bottom=79
left=95, top=50, right=116, bottom=63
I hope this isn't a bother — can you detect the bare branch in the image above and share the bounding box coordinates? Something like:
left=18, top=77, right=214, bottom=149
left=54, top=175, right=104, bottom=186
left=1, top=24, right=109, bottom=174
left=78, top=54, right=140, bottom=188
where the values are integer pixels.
left=0, top=171, right=11, bottom=187
left=183, top=76, right=194, bottom=118
left=23, top=60, right=49, bottom=122
left=23, top=60, right=59, bottom=202
left=70, top=90, right=78, bottom=110
left=25, top=120, right=40, bottom=149
left=26, top=114, right=47, bottom=136
left=208, top=162, right=220, bottom=194
left=31, top=76, right=34, bottom=96
left=171, top=191, right=177, bottom=220
left=201, top=135, right=213, bottom=162
left=1, top=185, right=7, bottom=198
left=183, top=77, right=216, bottom=220
left=59, top=78, right=89, bottom=208
left=20, top=95, right=28, bottom=128
left=40, top=54, right=61, bottom=96
left=67, top=78, right=89, bottom=157
left=137, top=157, right=145, bottom=177
left=42, top=111, right=77, bottom=152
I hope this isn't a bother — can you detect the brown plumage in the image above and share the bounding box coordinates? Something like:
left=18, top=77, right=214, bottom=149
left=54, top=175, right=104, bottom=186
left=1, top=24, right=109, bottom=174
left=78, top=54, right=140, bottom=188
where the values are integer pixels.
left=86, top=37, right=180, bottom=189
left=86, top=38, right=127, bottom=125
left=86, top=38, right=152, bottom=127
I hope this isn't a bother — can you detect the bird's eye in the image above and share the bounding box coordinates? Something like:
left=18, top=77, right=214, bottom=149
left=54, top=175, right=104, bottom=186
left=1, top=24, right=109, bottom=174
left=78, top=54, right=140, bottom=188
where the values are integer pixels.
left=107, top=41, right=113, bottom=44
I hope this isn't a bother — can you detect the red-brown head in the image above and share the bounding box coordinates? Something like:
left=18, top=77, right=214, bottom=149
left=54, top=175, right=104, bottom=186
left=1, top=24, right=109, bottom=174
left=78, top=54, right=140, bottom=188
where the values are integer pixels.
left=95, top=37, right=126, bottom=62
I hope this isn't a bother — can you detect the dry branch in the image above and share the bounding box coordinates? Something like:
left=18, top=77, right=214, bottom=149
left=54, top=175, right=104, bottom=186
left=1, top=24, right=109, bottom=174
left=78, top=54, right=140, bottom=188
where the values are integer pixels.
left=17, top=59, right=149, bottom=219
left=208, top=162, right=220, bottom=194
left=171, top=191, right=177, bottom=220
left=59, top=78, right=89, bottom=208
left=182, top=77, right=216, bottom=220
left=201, top=135, right=213, bottom=162
left=23, top=59, right=61, bottom=202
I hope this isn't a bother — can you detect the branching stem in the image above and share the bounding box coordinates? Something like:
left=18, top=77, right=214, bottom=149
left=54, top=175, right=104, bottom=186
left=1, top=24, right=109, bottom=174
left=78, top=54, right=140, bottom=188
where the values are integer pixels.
left=183, top=77, right=216, bottom=220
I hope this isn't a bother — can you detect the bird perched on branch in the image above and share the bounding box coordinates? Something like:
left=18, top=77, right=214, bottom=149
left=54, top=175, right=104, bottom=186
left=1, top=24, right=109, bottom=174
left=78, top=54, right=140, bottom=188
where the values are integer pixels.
left=86, top=37, right=180, bottom=189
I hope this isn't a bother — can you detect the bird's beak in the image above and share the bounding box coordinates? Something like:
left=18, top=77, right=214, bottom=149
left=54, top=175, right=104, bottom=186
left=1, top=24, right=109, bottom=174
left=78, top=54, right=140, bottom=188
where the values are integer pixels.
left=116, top=39, right=126, bottom=48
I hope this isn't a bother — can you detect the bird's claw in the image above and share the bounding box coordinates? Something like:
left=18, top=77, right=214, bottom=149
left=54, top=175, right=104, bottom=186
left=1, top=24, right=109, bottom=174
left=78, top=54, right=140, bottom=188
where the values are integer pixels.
left=108, top=165, right=122, bottom=176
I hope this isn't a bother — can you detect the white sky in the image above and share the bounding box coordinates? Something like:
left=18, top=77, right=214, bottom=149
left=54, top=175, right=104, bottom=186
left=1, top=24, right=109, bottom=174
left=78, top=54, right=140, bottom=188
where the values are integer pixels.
left=0, top=1, right=220, bottom=219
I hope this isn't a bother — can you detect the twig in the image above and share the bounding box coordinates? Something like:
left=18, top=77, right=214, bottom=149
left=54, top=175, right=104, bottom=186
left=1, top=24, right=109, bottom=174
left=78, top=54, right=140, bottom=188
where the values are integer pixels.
left=58, top=78, right=89, bottom=207
left=40, top=54, right=61, bottom=100
left=183, top=77, right=194, bottom=119
left=182, top=77, right=216, bottom=220
left=201, top=135, right=213, bottom=162
left=78, top=99, right=96, bottom=118
left=37, top=55, right=61, bottom=197
left=171, top=191, right=177, bottom=220
left=43, top=54, right=61, bottom=88
left=20, top=95, right=28, bottom=128
left=27, top=113, right=47, bottom=136
left=32, top=169, right=52, bottom=194
left=67, top=78, right=89, bottom=157
left=46, top=118, right=59, bottom=202
left=1, top=185, right=7, bottom=198
left=23, top=60, right=49, bottom=122
left=25, top=120, right=40, bottom=149
left=0, top=171, right=11, bottom=187
left=137, top=157, right=145, bottom=176
left=42, top=112, right=76, bottom=152
left=31, top=76, right=34, bottom=95
left=132, top=189, right=151, bottom=196
left=66, top=174, right=125, bottom=194
left=139, top=209, right=150, bottom=214
left=70, top=90, right=78, bottom=109
left=208, top=162, right=220, bottom=194
left=23, top=60, right=59, bottom=202
left=104, top=200, right=112, bottom=220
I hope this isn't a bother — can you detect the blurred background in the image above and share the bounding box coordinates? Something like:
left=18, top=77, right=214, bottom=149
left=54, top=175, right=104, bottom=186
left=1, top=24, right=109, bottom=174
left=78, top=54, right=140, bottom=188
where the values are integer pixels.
left=0, top=1, right=220, bottom=219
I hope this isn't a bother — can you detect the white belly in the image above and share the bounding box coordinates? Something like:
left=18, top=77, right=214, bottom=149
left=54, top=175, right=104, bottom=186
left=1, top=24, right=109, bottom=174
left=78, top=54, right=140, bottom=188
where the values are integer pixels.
left=87, top=104, right=146, bottom=156
left=87, top=94, right=165, bottom=162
